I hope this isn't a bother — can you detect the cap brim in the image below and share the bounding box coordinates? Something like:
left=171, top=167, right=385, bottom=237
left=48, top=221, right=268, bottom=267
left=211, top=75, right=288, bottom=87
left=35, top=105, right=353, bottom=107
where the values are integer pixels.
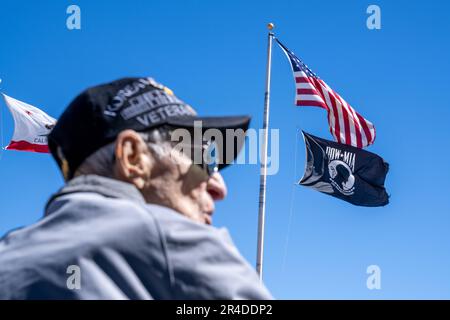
left=166, top=115, right=251, bottom=170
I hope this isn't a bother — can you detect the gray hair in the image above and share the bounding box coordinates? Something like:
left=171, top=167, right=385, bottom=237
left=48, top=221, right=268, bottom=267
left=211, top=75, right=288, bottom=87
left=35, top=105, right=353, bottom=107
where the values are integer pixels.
left=74, top=126, right=174, bottom=178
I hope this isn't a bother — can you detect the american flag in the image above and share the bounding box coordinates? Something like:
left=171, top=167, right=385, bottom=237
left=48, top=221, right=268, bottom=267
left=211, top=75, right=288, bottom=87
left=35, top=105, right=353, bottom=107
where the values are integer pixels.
left=276, top=39, right=375, bottom=148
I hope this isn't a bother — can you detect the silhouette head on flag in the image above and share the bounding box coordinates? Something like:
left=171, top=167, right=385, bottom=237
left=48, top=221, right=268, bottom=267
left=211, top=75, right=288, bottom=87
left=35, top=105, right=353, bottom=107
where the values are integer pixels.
left=299, top=131, right=389, bottom=207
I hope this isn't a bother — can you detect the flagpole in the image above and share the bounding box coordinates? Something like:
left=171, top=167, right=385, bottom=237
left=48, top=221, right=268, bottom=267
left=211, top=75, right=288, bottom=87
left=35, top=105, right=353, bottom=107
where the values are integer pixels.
left=256, top=23, right=274, bottom=281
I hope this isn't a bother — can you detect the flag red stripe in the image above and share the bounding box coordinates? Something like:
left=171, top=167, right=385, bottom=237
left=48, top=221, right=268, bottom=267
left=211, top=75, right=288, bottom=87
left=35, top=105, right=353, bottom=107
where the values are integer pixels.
left=330, top=87, right=363, bottom=148
left=346, top=103, right=363, bottom=148
left=336, top=96, right=351, bottom=145
left=333, top=91, right=362, bottom=148
left=296, top=88, right=320, bottom=95
left=356, top=112, right=374, bottom=144
left=311, top=78, right=342, bottom=143
left=319, top=80, right=353, bottom=146
left=308, top=78, right=339, bottom=140
left=6, top=140, right=49, bottom=153
left=295, top=77, right=309, bottom=83
left=296, top=100, right=328, bottom=109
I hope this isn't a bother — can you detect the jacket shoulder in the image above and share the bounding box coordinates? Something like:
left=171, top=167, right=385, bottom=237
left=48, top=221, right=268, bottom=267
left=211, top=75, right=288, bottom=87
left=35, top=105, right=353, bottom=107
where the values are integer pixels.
left=0, top=192, right=170, bottom=299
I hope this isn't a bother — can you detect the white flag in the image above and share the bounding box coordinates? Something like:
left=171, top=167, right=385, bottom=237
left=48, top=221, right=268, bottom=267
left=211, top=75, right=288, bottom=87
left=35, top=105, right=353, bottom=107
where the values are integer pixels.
left=2, top=94, right=56, bottom=153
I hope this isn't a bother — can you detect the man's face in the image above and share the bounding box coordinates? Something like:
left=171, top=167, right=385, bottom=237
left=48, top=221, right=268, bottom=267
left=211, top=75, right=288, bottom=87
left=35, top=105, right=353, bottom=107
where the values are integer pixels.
left=114, top=130, right=227, bottom=225
left=143, top=148, right=228, bottom=225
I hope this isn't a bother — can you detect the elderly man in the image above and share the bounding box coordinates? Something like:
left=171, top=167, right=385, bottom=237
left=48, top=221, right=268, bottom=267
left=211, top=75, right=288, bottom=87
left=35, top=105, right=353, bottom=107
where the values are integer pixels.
left=0, top=77, right=272, bottom=299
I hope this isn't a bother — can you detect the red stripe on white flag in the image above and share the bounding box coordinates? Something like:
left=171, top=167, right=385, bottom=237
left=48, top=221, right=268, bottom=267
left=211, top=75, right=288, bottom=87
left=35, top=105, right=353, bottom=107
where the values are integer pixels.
left=6, top=140, right=50, bottom=153
left=2, top=94, right=56, bottom=153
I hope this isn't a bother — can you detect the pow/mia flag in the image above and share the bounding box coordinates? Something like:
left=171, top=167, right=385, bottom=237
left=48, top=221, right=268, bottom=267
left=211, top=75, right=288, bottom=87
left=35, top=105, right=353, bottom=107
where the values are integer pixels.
left=299, top=131, right=389, bottom=207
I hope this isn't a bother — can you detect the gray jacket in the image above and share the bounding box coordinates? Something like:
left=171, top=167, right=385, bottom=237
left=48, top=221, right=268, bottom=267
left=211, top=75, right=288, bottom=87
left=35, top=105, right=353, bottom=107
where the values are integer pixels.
left=0, top=175, right=272, bottom=299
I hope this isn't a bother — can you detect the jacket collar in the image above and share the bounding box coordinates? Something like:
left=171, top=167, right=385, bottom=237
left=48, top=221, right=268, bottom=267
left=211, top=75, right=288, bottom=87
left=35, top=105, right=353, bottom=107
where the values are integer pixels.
left=45, top=175, right=145, bottom=215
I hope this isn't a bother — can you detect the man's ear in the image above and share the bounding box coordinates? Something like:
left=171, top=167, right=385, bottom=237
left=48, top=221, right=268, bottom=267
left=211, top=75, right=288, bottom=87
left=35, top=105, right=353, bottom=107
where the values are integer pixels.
left=114, top=130, right=152, bottom=189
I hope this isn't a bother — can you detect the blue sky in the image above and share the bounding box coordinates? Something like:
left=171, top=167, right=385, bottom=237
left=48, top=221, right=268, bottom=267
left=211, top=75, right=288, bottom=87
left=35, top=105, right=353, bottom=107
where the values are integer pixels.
left=1, top=0, right=449, bottom=299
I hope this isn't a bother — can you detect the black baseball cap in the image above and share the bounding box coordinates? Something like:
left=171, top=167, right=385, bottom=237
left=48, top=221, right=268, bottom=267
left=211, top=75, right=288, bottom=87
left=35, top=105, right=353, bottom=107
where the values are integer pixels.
left=48, top=77, right=250, bottom=180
